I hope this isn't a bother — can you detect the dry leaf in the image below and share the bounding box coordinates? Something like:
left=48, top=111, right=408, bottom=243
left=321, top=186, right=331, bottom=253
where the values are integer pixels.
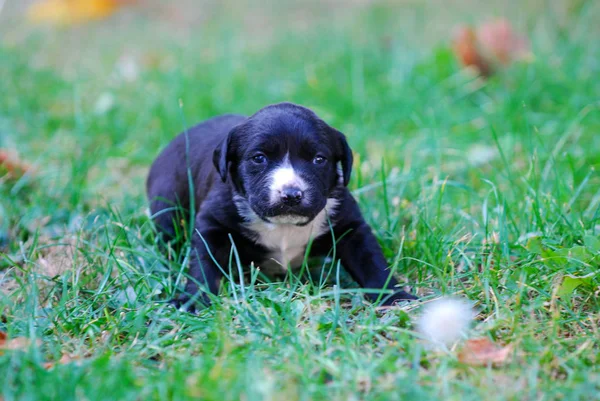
left=452, top=18, right=531, bottom=77
left=477, top=19, right=530, bottom=65
left=43, top=353, right=79, bottom=370
left=0, top=150, right=33, bottom=179
left=27, top=0, right=134, bottom=25
left=452, top=26, right=492, bottom=77
left=0, top=331, right=40, bottom=351
left=458, top=338, right=512, bottom=366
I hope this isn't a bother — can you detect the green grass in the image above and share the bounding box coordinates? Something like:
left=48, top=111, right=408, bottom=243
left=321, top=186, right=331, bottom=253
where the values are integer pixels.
left=1, top=1, right=600, bottom=400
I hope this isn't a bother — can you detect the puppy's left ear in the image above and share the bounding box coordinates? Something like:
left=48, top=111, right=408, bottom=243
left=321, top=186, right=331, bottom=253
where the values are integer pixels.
left=213, top=127, right=238, bottom=182
left=333, top=129, right=353, bottom=186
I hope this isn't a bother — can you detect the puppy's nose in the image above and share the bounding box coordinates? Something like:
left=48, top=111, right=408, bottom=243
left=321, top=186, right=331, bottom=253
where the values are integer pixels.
left=280, top=187, right=303, bottom=205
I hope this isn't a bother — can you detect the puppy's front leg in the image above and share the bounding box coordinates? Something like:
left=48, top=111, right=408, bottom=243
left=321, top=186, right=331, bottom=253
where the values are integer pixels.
left=336, top=222, right=417, bottom=305
left=172, top=216, right=228, bottom=311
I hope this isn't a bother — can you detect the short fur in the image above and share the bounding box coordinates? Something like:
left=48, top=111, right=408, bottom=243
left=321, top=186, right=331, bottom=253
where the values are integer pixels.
left=147, top=102, right=417, bottom=309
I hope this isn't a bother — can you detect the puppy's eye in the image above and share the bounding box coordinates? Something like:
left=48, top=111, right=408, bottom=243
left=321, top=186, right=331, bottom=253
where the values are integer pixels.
left=312, top=155, right=327, bottom=165
left=252, top=154, right=267, bottom=164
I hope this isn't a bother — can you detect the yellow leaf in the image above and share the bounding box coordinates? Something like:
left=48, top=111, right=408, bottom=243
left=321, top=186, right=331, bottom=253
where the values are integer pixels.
left=27, top=0, right=124, bottom=25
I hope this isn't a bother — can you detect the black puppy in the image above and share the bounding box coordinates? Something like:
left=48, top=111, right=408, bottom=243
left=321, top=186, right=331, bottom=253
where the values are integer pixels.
left=147, top=102, right=417, bottom=309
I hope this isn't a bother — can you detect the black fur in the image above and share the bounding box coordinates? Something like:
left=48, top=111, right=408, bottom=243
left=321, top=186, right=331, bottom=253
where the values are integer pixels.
left=147, top=102, right=417, bottom=310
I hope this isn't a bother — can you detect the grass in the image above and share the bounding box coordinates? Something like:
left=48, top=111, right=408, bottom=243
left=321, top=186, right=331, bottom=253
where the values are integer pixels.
left=1, top=1, right=599, bottom=400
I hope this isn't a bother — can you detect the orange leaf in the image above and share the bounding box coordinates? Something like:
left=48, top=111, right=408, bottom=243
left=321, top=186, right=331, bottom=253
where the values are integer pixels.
left=452, top=19, right=531, bottom=77
left=0, top=150, right=33, bottom=179
left=0, top=331, right=40, bottom=351
left=452, top=26, right=492, bottom=77
left=43, top=353, right=79, bottom=370
left=26, top=0, right=132, bottom=25
left=457, top=338, right=512, bottom=367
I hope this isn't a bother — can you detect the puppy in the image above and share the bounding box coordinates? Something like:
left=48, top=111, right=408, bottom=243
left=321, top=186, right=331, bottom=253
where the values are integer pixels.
left=147, top=102, right=417, bottom=309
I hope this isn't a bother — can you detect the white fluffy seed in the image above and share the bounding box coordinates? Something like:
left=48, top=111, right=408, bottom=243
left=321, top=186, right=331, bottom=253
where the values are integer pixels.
left=417, top=297, right=475, bottom=347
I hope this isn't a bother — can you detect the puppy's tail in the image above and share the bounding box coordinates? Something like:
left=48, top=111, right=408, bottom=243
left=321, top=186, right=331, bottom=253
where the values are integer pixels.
left=416, top=297, right=475, bottom=348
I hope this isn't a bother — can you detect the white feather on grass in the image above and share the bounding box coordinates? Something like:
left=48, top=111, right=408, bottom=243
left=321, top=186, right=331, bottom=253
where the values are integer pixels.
left=417, top=297, right=475, bottom=348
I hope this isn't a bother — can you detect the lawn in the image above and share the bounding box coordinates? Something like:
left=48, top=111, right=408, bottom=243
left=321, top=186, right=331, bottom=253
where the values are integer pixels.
left=1, top=1, right=599, bottom=400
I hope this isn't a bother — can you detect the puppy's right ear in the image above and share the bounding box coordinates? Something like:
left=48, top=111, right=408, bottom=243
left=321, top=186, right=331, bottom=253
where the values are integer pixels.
left=213, top=128, right=235, bottom=182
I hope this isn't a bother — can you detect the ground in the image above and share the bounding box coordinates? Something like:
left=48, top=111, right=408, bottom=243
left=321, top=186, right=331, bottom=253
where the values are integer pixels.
left=0, top=1, right=599, bottom=400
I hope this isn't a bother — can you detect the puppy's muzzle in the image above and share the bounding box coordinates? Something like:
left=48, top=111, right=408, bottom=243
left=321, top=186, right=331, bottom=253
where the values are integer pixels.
left=280, top=186, right=303, bottom=206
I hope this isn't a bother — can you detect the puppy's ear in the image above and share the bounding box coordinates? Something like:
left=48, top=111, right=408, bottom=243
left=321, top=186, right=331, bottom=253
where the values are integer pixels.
left=213, top=127, right=237, bottom=182
left=334, top=129, right=353, bottom=186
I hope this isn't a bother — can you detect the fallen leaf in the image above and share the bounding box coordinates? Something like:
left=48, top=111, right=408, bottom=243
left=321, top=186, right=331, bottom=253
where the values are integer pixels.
left=27, top=0, right=134, bottom=25
left=0, top=331, right=40, bottom=351
left=477, top=19, right=530, bottom=65
left=43, top=353, right=79, bottom=370
left=0, top=150, right=33, bottom=179
left=452, top=26, right=492, bottom=77
left=452, top=18, right=531, bottom=77
left=458, top=338, right=512, bottom=366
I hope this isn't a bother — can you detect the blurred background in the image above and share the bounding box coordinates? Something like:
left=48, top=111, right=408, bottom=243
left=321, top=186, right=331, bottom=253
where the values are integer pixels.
left=2, top=0, right=597, bottom=194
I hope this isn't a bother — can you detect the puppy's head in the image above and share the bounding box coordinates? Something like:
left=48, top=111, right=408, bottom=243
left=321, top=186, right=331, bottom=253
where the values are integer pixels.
left=213, top=102, right=352, bottom=225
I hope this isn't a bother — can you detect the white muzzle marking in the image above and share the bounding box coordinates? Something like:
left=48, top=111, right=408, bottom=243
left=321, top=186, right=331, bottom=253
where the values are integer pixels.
left=268, top=155, right=308, bottom=205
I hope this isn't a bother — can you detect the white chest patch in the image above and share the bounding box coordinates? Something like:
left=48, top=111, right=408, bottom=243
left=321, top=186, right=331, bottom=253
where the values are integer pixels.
left=234, top=197, right=339, bottom=274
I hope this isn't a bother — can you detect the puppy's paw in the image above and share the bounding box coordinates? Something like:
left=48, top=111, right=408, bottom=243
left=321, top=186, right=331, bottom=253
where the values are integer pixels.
left=168, top=296, right=197, bottom=314
left=380, top=290, right=419, bottom=307
left=169, top=293, right=211, bottom=314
